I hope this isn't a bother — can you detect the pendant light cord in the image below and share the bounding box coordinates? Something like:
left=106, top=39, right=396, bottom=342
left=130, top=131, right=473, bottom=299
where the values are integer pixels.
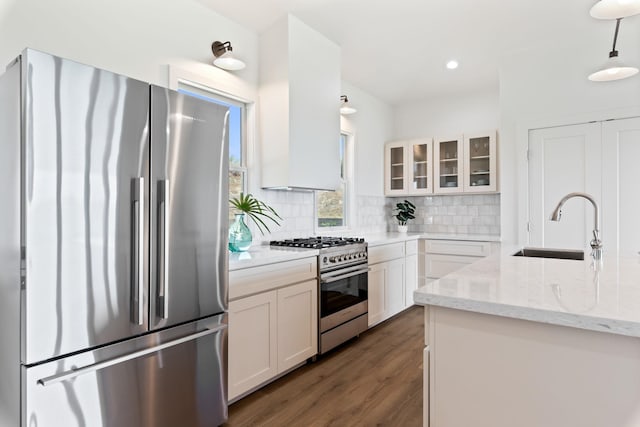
left=610, top=18, right=622, bottom=57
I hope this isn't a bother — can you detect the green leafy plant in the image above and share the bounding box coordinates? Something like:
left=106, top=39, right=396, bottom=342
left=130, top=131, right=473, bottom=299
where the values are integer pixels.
left=393, top=199, right=416, bottom=225
left=229, top=193, right=282, bottom=235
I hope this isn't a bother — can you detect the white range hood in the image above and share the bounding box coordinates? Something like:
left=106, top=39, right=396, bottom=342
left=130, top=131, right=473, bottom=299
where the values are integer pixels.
left=259, top=14, right=341, bottom=191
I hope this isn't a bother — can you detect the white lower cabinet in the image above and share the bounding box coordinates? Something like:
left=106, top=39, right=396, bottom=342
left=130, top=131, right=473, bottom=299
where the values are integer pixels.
left=420, top=239, right=499, bottom=283
left=368, top=263, right=387, bottom=326
left=368, top=257, right=405, bottom=327
left=405, top=253, right=418, bottom=307
left=405, top=239, right=418, bottom=307
left=228, top=258, right=318, bottom=402
left=228, top=291, right=278, bottom=401
left=368, top=240, right=417, bottom=327
left=277, top=280, right=318, bottom=373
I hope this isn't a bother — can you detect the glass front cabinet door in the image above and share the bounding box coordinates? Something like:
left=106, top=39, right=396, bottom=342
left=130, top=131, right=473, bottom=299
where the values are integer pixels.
left=434, top=135, right=464, bottom=194
left=384, top=141, right=408, bottom=195
left=408, top=138, right=433, bottom=195
left=385, top=139, right=434, bottom=195
left=463, top=130, right=497, bottom=193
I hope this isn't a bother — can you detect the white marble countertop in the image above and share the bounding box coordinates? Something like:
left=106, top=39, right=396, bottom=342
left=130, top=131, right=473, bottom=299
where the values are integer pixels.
left=418, top=232, right=501, bottom=242
left=343, top=232, right=500, bottom=247
left=229, top=232, right=501, bottom=270
left=229, top=245, right=319, bottom=271
left=414, top=245, right=640, bottom=338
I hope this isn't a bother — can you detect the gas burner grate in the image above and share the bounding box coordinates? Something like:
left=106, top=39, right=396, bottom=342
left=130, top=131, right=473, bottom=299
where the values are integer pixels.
left=270, top=236, right=365, bottom=249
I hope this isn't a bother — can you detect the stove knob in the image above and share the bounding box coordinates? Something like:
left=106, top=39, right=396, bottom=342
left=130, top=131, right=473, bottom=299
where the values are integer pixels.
left=329, top=257, right=336, bottom=263
left=323, top=257, right=328, bottom=264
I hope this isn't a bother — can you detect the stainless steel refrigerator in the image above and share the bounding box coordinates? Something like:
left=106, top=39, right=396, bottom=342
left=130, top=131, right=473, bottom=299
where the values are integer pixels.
left=0, top=49, right=229, bottom=426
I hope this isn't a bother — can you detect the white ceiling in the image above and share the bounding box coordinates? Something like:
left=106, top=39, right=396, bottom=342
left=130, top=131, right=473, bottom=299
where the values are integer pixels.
left=197, top=0, right=618, bottom=105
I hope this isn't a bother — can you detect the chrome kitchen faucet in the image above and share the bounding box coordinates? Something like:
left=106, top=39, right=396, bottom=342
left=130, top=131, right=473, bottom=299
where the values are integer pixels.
left=550, top=192, right=603, bottom=259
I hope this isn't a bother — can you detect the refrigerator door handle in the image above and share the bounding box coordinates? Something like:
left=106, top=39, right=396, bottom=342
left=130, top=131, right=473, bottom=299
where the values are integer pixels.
left=131, top=177, right=145, bottom=325
left=37, top=324, right=227, bottom=387
left=158, top=179, right=170, bottom=319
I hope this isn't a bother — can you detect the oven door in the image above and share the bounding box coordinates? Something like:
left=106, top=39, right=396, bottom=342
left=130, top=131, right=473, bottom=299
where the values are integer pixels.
left=319, top=263, right=369, bottom=333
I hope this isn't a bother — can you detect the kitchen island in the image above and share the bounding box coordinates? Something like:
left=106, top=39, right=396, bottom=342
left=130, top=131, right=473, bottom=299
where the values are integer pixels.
left=414, top=246, right=640, bottom=427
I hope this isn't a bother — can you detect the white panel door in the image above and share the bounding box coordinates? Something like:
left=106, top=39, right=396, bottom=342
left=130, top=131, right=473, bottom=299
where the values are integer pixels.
left=368, top=263, right=387, bottom=326
left=277, top=280, right=318, bottom=372
left=386, top=258, right=405, bottom=317
left=228, top=291, right=278, bottom=400
left=602, top=117, right=640, bottom=255
left=405, top=254, right=418, bottom=307
left=528, top=123, right=601, bottom=249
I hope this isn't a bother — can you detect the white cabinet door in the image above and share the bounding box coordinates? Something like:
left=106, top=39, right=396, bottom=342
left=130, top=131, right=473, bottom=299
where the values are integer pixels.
left=384, top=141, right=409, bottom=195
left=386, top=258, right=405, bottom=317
left=228, top=291, right=278, bottom=400
left=528, top=122, right=601, bottom=248
left=368, top=262, right=387, bottom=326
left=277, top=279, right=318, bottom=373
left=408, top=138, right=434, bottom=195
left=405, top=254, right=418, bottom=307
left=602, top=117, right=640, bottom=255
left=434, top=135, right=464, bottom=193
left=463, top=130, right=497, bottom=193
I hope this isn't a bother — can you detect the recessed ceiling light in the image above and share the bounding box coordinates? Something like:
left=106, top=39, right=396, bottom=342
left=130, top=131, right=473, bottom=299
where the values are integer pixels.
left=446, top=60, right=458, bottom=70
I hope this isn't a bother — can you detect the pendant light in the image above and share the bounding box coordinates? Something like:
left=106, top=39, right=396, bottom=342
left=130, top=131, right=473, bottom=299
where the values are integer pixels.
left=588, top=18, right=638, bottom=82
left=211, top=41, right=246, bottom=71
left=590, top=0, right=640, bottom=19
left=340, top=95, right=357, bottom=115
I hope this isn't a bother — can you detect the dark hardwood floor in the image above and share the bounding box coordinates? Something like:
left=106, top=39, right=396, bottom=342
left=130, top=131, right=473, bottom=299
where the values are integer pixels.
left=224, top=306, right=424, bottom=427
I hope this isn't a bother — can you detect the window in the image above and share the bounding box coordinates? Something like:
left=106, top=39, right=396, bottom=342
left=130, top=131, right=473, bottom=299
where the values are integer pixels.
left=316, top=132, right=353, bottom=230
left=178, top=86, right=247, bottom=221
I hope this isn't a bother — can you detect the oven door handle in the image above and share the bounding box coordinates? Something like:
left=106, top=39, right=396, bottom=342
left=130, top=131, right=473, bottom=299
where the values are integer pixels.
left=321, top=268, right=370, bottom=283
left=321, top=263, right=369, bottom=278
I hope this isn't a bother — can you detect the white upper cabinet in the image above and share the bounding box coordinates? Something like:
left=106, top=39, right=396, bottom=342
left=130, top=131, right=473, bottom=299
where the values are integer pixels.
left=409, top=139, right=434, bottom=194
left=259, top=14, right=341, bottom=191
left=384, top=141, right=409, bottom=195
left=384, top=138, right=434, bottom=196
left=433, top=131, right=498, bottom=194
left=463, top=130, right=498, bottom=193
left=434, top=135, right=464, bottom=194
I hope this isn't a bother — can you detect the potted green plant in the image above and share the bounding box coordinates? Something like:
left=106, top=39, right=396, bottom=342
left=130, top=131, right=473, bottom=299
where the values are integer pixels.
left=393, top=199, right=416, bottom=233
left=229, top=193, right=282, bottom=252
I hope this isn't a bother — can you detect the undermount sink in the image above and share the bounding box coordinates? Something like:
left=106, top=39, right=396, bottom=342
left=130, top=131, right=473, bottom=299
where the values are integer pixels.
left=512, top=247, right=585, bottom=261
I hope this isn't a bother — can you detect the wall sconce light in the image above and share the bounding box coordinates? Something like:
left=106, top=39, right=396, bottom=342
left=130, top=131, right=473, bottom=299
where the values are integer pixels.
left=211, top=41, right=246, bottom=71
left=340, top=95, right=357, bottom=115
left=588, top=18, right=638, bottom=82
left=590, top=0, right=640, bottom=19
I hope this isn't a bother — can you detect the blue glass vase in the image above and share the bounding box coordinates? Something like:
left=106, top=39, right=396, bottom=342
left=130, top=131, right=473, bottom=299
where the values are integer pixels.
left=229, top=213, right=252, bottom=252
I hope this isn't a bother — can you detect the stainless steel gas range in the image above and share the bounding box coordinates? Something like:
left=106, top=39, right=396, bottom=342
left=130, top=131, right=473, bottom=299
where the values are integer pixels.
left=271, top=237, right=369, bottom=354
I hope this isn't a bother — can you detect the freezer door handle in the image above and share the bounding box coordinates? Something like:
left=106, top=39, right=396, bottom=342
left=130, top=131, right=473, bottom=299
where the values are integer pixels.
left=157, top=179, right=170, bottom=319
left=37, top=324, right=227, bottom=387
left=131, top=177, right=145, bottom=325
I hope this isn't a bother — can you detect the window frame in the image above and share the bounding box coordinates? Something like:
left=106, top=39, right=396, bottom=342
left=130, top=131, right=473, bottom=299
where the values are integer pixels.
left=176, top=82, right=248, bottom=196
left=314, top=130, right=355, bottom=233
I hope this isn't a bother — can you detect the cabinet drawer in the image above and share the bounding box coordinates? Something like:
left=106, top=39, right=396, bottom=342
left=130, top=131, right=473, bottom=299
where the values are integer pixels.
left=425, top=254, right=481, bottom=279
left=424, top=240, right=493, bottom=257
left=368, top=242, right=405, bottom=264
left=230, top=257, right=317, bottom=300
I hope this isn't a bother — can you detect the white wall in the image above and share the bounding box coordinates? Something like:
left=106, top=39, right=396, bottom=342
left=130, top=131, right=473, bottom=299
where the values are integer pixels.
left=340, top=81, right=394, bottom=197
left=393, top=90, right=499, bottom=139
left=0, top=0, right=395, bottom=239
left=499, top=23, right=640, bottom=244
left=0, top=0, right=259, bottom=95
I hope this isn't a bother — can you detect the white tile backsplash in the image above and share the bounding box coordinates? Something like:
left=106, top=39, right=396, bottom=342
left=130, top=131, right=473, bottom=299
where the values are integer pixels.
left=387, top=194, right=500, bottom=236
left=244, top=191, right=500, bottom=243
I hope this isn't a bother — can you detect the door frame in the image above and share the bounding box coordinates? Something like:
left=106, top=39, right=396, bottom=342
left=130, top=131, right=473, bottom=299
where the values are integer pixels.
left=515, top=106, right=640, bottom=245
